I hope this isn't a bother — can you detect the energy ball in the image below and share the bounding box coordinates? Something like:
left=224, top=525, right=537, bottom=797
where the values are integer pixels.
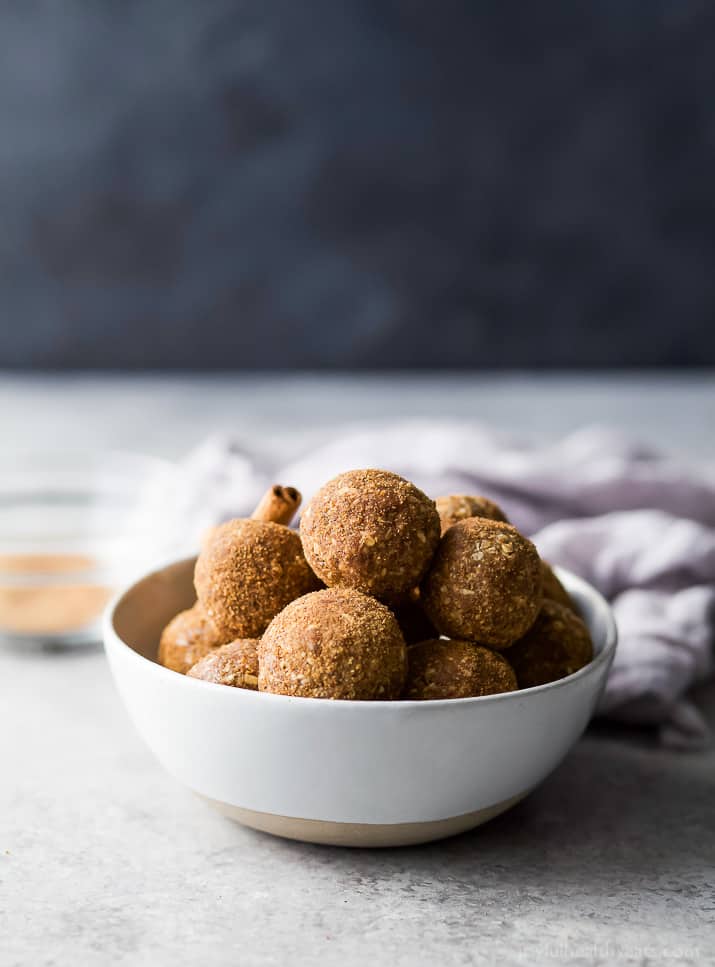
left=158, top=604, right=225, bottom=674
left=300, top=469, right=441, bottom=599
left=195, top=518, right=320, bottom=639
left=508, top=600, right=593, bottom=688
left=435, top=494, right=508, bottom=535
left=421, top=518, right=542, bottom=648
left=540, top=560, right=574, bottom=611
left=187, top=638, right=259, bottom=689
left=404, top=639, right=517, bottom=700
left=258, top=588, right=407, bottom=700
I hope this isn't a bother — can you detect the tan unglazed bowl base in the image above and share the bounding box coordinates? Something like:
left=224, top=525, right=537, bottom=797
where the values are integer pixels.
left=200, top=792, right=528, bottom=848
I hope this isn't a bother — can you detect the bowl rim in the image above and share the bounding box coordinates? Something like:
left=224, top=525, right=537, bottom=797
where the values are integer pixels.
left=104, top=556, right=618, bottom=711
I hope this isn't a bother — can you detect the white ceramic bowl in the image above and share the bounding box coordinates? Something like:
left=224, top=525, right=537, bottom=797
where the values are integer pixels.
left=104, top=558, right=617, bottom=847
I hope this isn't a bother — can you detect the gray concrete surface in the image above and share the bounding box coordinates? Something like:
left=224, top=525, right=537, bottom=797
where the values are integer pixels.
left=1, top=373, right=714, bottom=966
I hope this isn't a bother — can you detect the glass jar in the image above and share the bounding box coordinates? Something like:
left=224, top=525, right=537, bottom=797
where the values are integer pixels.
left=0, top=451, right=180, bottom=647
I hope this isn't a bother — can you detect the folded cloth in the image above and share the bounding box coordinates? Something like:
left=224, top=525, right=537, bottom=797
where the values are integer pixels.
left=181, top=423, right=715, bottom=749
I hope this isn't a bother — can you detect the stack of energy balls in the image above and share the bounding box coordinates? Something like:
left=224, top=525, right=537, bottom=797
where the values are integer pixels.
left=158, top=470, right=593, bottom=700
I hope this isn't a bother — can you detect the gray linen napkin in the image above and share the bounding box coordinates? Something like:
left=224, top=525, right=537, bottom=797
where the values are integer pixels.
left=180, top=423, right=715, bottom=749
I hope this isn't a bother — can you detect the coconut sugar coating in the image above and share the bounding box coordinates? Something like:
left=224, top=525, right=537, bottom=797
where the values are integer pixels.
left=540, top=559, right=574, bottom=611
left=300, top=469, right=441, bottom=599
left=187, top=638, right=259, bottom=689
left=421, top=517, right=542, bottom=648
left=194, top=518, right=320, bottom=639
left=259, top=588, right=407, bottom=700
left=508, top=600, right=593, bottom=688
left=435, top=494, right=508, bottom=535
left=404, top=639, right=517, bottom=700
left=158, top=603, right=226, bottom=674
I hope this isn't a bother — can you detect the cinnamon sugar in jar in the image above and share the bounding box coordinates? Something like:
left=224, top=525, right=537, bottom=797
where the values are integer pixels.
left=0, top=451, right=177, bottom=645
left=0, top=553, right=111, bottom=638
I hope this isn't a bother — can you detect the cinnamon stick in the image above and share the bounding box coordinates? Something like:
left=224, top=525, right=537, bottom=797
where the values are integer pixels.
left=251, top=485, right=302, bottom=526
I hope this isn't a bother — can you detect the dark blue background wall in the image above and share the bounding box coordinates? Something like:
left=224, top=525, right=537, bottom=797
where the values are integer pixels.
left=1, top=1, right=714, bottom=369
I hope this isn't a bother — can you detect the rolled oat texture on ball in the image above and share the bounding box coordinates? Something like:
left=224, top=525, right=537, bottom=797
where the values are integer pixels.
left=539, top=559, right=575, bottom=611
left=187, top=638, right=259, bottom=689
left=404, top=638, right=518, bottom=700
left=258, top=587, right=407, bottom=700
left=158, top=603, right=226, bottom=674
left=435, top=494, right=509, bottom=535
left=507, top=599, right=593, bottom=688
left=300, top=468, right=441, bottom=598
left=421, top=517, right=542, bottom=648
left=194, top=518, right=320, bottom=639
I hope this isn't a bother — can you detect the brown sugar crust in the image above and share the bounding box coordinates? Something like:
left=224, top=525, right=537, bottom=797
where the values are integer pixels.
left=421, top=518, right=542, bottom=648
left=404, top=639, right=518, bottom=700
left=435, top=494, right=508, bottom=535
left=187, top=638, right=259, bottom=689
left=508, top=600, right=593, bottom=688
left=194, top=518, right=320, bottom=639
left=300, top=469, right=440, bottom=599
left=158, top=603, right=226, bottom=674
left=258, top=588, right=407, bottom=700
left=540, top=560, right=574, bottom=611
